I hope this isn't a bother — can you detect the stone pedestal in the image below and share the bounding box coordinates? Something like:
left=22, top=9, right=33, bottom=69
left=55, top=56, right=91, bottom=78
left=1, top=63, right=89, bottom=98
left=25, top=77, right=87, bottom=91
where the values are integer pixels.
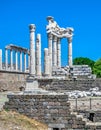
left=25, top=77, right=39, bottom=91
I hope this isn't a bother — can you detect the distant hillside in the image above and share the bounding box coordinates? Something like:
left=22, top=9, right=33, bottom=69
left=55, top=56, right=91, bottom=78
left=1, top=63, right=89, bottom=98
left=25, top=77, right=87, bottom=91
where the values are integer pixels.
left=0, top=110, right=48, bottom=130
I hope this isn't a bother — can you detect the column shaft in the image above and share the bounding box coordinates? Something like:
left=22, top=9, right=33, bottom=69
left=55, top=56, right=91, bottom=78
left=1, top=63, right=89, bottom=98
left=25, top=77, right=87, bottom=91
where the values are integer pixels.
left=29, top=24, right=36, bottom=75
left=48, top=33, right=53, bottom=75
left=10, top=50, right=13, bottom=70
left=44, top=48, right=49, bottom=75
left=53, top=36, right=57, bottom=67
left=36, top=34, right=41, bottom=76
left=28, top=54, right=30, bottom=72
left=68, top=37, right=72, bottom=66
left=24, top=53, right=26, bottom=72
left=0, top=49, right=2, bottom=70
left=57, top=38, right=61, bottom=67
left=15, top=51, right=18, bottom=71
left=20, top=52, right=22, bottom=72
left=5, top=49, right=8, bottom=70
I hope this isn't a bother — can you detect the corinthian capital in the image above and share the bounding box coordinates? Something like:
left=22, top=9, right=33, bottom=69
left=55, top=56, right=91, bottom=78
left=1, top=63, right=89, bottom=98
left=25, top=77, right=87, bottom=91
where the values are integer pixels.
left=29, top=24, right=36, bottom=32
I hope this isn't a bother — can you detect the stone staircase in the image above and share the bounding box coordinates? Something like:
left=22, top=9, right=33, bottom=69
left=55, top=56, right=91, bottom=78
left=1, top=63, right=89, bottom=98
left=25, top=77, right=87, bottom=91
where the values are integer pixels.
left=71, top=111, right=101, bottom=129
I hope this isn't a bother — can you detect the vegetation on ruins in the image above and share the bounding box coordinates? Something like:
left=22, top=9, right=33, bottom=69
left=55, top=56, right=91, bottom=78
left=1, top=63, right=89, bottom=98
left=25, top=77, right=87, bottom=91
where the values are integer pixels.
left=73, top=57, right=95, bottom=70
left=73, top=57, right=101, bottom=77
left=93, top=58, right=101, bottom=78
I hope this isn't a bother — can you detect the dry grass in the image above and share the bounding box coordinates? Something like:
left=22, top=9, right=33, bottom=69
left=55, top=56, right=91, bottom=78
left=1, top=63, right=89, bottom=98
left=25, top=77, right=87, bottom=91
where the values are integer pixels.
left=0, top=110, right=48, bottom=130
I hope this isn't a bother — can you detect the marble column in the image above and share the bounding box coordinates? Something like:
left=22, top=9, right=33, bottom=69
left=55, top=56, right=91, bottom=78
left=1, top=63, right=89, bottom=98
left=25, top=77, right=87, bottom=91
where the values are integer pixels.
left=53, top=36, right=57, bottom=67
left=48, top=33, right=53, bottom=75
left=68, top=37, right=72, bottom=66
left=20, top=51, right=22, bottom=72
left=5, top=49, right=8, bottom=70
left=36, top=34, right=41, bottom=76
left=15, top=51, right=18, bottom=71
left=0, top=49, right=2, bottom=70
left=24, top=53, right=26, bottom=72
left=10, top=49, right=13, bottom=70
left=44, top=48, right=49, bottom=76
left=57, top=38, right=61, bottom=67
left=29, top=24, right=36, bottom=75
left=28, top=54, right=30, bottom=72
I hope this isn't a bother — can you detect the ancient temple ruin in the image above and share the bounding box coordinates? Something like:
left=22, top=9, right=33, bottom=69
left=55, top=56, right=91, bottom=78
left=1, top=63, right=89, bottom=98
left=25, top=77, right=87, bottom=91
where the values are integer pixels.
left=0, top=16, right=93, bottom=79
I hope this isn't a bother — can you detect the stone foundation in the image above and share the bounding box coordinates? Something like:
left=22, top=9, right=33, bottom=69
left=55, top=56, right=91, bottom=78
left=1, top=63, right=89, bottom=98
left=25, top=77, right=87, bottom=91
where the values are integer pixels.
left=0, top=71, right=101, bottom=92
left=4, top=93, right=101, bottom=129
left=38, top=78, right=101, bottom=92
left=0, top=71, right=28, bottom=91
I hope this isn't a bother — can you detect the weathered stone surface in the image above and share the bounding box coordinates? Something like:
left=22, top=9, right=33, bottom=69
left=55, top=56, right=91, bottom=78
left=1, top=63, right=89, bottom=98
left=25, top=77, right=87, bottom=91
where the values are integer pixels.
left=4, top=93, right=101, bottom=129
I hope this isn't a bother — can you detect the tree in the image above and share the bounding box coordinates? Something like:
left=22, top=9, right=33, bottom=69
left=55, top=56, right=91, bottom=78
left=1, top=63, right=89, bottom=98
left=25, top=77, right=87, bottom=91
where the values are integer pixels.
left=93, top=58, right=101, bottom=78
left=73, top=57, right=95, bottom=70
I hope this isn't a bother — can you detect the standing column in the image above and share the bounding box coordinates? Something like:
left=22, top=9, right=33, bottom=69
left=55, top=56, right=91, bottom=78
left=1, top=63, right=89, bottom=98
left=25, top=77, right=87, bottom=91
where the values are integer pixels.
left=53, top=36, right=57, bottom=67
left=44, top=48, right=49, bottom=76
left=68, top=37, right=72, bottom=66
left=24, top=53, right=26, bottom=72
left=20, top=51, right=22, bottom=72
left=57, top=38, right=61, bottom=67
left=10, top=49, right=13, bottom=70
left=15, top=51, right=18, bottom=71
left=5, top=48, right=8, bottom=70
left=29, top=24, right=36, bottom=75
left=48, top=33, right=53, bottom=75
left=0, top=49, right=2, bottom=70
left=36, top=34, right=41, bottom=76
left=28, top=54, right=30, bottom=72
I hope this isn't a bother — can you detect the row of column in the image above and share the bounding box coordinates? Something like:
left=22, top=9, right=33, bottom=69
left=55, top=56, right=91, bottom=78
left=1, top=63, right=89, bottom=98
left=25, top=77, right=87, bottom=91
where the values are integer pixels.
left=48, top=34, right=61, bottom=74
left=44, top=33, right=72, bottom=76
left=29, top=24, right=41, bottom=77
left=5, top=49, right=29, bottom=72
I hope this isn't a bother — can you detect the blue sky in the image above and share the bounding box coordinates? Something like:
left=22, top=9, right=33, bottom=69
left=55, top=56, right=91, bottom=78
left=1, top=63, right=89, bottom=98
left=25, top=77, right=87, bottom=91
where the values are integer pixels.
left=0, top=0, right=101, bottom=66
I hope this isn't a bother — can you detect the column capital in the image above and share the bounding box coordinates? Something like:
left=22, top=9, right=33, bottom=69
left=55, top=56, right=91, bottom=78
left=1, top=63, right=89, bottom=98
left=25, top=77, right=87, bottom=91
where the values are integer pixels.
left=29, top=24, right=36, bottom=32
left=68, top=37, right=72, bottom=43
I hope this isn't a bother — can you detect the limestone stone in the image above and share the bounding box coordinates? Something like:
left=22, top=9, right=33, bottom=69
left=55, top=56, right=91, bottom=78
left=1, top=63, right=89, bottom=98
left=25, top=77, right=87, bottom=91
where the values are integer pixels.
left=29, top=24, right=36, bottom=75
left=36, top=34, right=41, bottom=76
left=44, top=48, right=50, bottom=76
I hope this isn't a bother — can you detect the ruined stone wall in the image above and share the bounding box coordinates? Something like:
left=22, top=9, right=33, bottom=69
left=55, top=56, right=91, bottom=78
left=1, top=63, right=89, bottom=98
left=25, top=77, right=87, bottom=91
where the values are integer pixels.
left=0, top=71, right=101, bottom=92
left=0, top=71, right=28, bottom=91
left=38, top=79, right=101, bottom=92
left=4, top=94, right=101, bottom=130
left=77, top=110, right=101, bottom=122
